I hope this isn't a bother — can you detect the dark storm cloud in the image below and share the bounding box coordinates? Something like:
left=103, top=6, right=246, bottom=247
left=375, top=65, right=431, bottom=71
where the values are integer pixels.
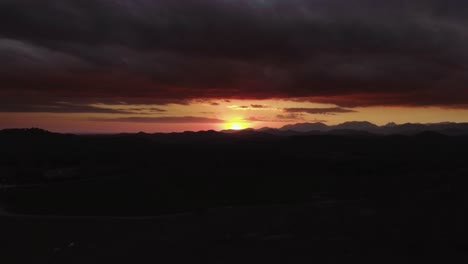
left=2, top=0, right=468, bottom=110
left=0, top=101, right=131, bottom=114
left=92, top=116, right=225, bottom=123
left=284, top=107, right=356, bottom=115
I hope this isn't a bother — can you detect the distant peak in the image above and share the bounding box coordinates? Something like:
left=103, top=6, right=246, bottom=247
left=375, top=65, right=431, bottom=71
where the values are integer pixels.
left=257, top=127, right=274, bottom=132
left=280, top=122, right=329, bottom=132
left=339, top=121, right=376, bottom=125
left=335, top=121, right=378, bottom=130
left=0, top=127, right=52, bottom=134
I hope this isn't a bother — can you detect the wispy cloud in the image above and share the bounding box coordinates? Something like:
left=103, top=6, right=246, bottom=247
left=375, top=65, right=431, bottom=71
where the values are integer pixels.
left=91, top=116, right=225, bottom=123
left=284, top=107, right=356, bottom=115
left=229, top=104, right=270, bottom=110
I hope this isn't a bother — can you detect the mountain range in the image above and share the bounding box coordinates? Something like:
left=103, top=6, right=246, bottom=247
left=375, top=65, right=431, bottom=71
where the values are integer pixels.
left=3, top=121, right=468, bottom=137
left=256, top=121, right=468, bottom=136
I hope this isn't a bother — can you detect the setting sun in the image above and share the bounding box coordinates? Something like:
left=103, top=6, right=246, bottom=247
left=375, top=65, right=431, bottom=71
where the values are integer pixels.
left=225, top=121, right=247, bottom=130
left=230, top=123, right=243, bottom=130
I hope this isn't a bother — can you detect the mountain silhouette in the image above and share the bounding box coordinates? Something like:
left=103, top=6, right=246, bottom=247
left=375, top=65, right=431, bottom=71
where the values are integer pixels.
left=333, top=121, right=379, bottom=131
left=280, top=122, right=329, bottom=132
left=275, top=121, right=468, bottom=135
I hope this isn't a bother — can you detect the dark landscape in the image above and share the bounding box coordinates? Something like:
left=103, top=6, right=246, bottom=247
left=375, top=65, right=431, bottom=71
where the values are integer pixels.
left=2, top=124, right=468, bottom=263
left=3, top=0, right=468, bottom=263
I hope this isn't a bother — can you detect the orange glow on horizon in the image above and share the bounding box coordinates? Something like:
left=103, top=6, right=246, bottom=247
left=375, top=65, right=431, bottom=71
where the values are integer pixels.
left=229, top=123, right=244, bottom=130
left=224, top=117, right=249, bottom=130
left=3, top=99, right=468, bottom=133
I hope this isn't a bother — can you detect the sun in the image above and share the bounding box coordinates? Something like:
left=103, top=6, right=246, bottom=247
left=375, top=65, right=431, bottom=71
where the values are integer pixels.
left=224, top=121, right=248, bottom=130
left=229, top=122, right=244, bottom=130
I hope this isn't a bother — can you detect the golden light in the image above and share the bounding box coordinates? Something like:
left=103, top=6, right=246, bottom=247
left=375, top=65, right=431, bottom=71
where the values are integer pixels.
left=223, top=119, right=249, bottom=130
left=229, top=122, right=244, bottom=130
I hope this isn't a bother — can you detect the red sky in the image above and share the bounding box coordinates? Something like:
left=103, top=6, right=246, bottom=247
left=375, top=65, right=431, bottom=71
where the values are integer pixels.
left=1, top=0, right=468, bottom=133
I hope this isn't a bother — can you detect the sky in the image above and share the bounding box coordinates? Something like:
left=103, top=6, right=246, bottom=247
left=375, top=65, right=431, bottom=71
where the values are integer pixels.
left=1, top=0, right=468, bottom=133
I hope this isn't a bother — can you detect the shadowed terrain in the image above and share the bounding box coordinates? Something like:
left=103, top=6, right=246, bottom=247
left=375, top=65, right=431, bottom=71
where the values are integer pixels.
left=1, top=128, right=468, bottom=263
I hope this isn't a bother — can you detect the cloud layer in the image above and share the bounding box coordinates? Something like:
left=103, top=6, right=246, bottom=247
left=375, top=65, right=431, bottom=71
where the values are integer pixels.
left=2, top=0, right=468, bottom=110
left=284, top=107, right=356, bottom=115
left=92, top=116, right=225, bottom=123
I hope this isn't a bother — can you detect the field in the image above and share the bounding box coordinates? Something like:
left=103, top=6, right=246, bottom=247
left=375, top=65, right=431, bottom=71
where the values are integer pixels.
left=1, top=130, right=468, bottom=263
